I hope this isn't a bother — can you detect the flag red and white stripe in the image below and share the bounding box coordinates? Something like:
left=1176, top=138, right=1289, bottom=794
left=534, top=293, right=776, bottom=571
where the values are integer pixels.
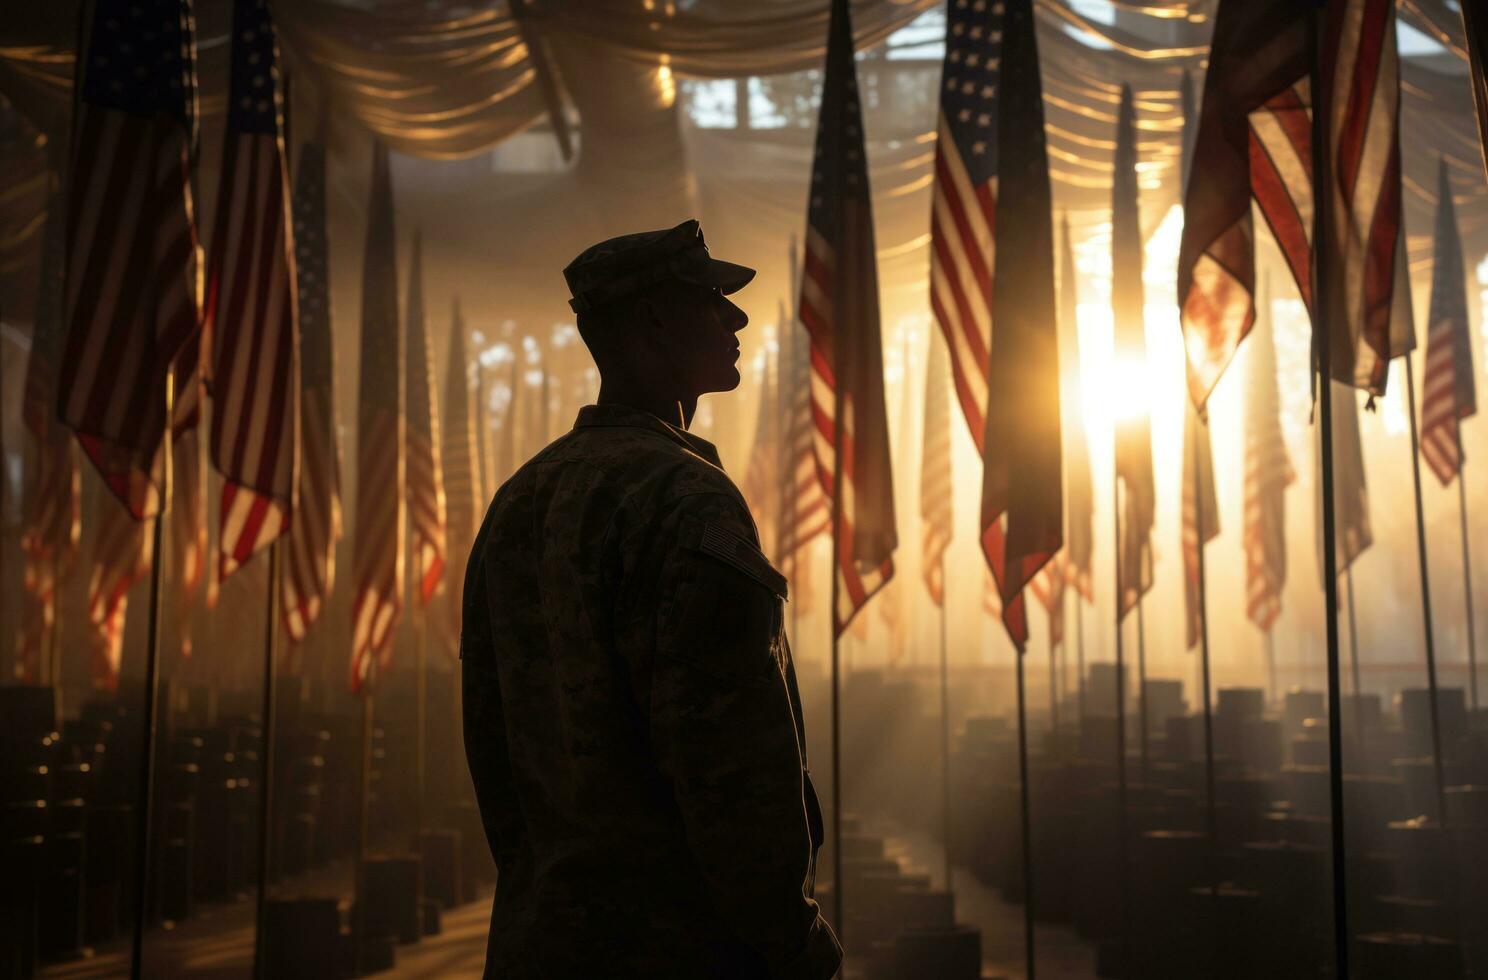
left=405, top=231, right=447, bottom=606
left=283, top=137, right=343, bottom=643
left=206, top=0, right=300, bottom=580
left=779, top=282, right=830, bottom=578
left=800, top=0, right=898, bottom=636
left=350, top=142, right=405, bottom=692
left=87, top=495, right=154, bottom=690
left=920, top=332, right=954, bottom=606
left=1419, top=158, right=1477, bottom=485
left=57, top=0, right=201, bottom=519
left=1244, top=291, right=1294, bottom=631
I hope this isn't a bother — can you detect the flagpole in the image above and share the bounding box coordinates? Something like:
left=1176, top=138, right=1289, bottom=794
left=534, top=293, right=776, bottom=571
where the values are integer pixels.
left=1014, top=643, right=1037, bottom=980
left=830, top=402, right=845, bottom=938
left=1193, top=416, right=1220, bottom=968
left=1076, top=594, right=1086, bottom=724
left=1265, top=629, right=1277, bottom=706
left=252, top=541, right=281, bottom=980
left=938, top=557, right=953, bottom=895
left=1457, top=470, right=1479, bottom=711
left=129, top=368, right=175, bottom=980
left=1312, top=8, right=1352, bottom=971
left=1112, top=474, right=1131, bottom=969
left=1135, top=596, right=1148, bottom=784
left=1345, top=567, right=1362, bottom=704
left=354, top=676, right=376, bottom=974
left=415, top=605, right=428, bottom=881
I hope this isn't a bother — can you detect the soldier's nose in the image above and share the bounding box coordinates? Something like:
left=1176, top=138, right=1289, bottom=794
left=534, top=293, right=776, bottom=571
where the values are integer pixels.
left=723, top=299, right=747, bottom=333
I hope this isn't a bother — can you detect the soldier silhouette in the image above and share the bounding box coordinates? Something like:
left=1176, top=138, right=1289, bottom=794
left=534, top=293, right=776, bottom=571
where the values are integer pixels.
left=460, top=220, right=841, bottom=979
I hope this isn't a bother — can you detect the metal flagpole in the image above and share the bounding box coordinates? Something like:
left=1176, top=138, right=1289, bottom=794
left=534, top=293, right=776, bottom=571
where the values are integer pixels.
left=1457, top=471, right=1479, bottom=711
left=1345, top=567, right=1362, bottom=702
left=1015, top=644, right=1037, bottom=980
left=1311, top=10, right=1352, bottom=972
left=129, top=369, right=175, bottom=980
left=938, top=557, right=953, bottom=894
left=830, top=388, right=845, bottom=938
left=1049, top=592, right=1061, bottom=745
left=253, top=541, right=281, bottom=980
left=415, top=607, right=428, bottom=888
left=1193, top=415, right=1220, bottom=968
left=1112, top=473, right=1131, bottom=967
left=354, top=677, right=376, bottom=974
left=1265, top=629, right=1278, bottom=707
left=1076, top=593, right=1086, bottom=724
left=1136, top=597, right=1148, bottom=785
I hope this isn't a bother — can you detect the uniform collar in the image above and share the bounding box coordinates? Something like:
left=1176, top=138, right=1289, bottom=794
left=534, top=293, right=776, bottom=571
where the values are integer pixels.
left=573, top=403, right=724, bottom=468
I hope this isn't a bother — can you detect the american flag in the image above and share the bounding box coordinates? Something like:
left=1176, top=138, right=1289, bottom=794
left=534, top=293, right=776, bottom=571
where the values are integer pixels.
left=1059, top=214, right=1093, bottom=602
left=799, top=0, right=898, bottom=637
left=283, top=138, right=342, bottom=643
left=1179, top=0, right=1411, bottom=407
left=743, top=342, right=780, bottom=555
left=88, top=494, right=154, bottom=690
left=1181, top=400, right=1219, bottom=649
left=57, top=0, right=201, bottom=520
left=1467, top=0, right=1488, bottom=181
left=350, top=142, right=405, bottom=692
left=20, top=178, right=80, bottom=678
left=1419, top=159, right=1477, bottom=486
left=929, top=0, right=1002, bottom=451
left=442, top=300, right=480, bottom=648
left=779, top=246, right=830, bottom=578
left=1113, top=84, right=1154, bottom=621
left=1319, top=380, right=1372, bottom=577
left=1244, top=287, right=1294, bottom=631
left=920, top=331, right=953, bottom=606
left=405, top=231, right=447, bottom=606
left=206, top=0, right=300, bottom=580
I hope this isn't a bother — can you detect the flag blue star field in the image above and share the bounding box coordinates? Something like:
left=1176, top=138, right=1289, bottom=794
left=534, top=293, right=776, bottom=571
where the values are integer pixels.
left=57, top=0, right=201, bottom=520
left=206, top=0, right=300, bottom=581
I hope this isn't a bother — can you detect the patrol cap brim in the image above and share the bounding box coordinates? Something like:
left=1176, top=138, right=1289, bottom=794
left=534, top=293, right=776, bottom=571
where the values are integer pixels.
left=672, top=250, right=756, bottom=296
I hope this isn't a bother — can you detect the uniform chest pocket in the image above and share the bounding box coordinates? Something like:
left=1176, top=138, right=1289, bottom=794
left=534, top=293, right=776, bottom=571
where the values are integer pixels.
left=662, top=517, right=789, bottom=684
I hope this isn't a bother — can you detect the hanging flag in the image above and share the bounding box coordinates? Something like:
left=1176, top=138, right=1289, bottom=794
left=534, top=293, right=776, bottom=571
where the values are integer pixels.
left=57, top=0, right=201, bottom=519
left=20, top=174, right=80, bottom=677
left=1244, top=284, right=1294, bottom=631
left=442, top=299, right=481, bottom=647
left=1179, top=0, right=1411, bottom=406
left=779, top=283, right=830, bottom=578
left=1467, top=0, right=1488, bottom=180
left=921, top=331, right=954, bottom=606
left=206, top=0, right=300, bottom=579
left=87, top=495, right=154, bottom=690
left=1318, top=381, right=1372, bottom=579
left=1420, top=159, right=1477, bottom=486
left=1181, top=401, right=1219, bottom=649
left=405, top=231, right=447, bottom=606
left=799, top=0, right=897, bottom=636
left=929, top=0, right=1002, bottom=449
left=350, top=142, right=405, bottom=692
left=283, top=136, right=342, bottom=643
left=743, top=344, right=781, bottom=554
left=1113, top=84, right=1154, bottom=621
left=1059, top=215, right=1094, bottom=602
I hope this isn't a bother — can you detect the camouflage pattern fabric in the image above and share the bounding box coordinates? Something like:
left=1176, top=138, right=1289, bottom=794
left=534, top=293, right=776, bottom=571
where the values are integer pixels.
left=461, top=402, right=840, bottom=980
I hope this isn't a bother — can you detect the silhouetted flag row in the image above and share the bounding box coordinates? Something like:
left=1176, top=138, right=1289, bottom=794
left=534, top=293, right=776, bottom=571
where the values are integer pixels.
left=1243, top=285, right=1294, bottom=632
left=976, top=0, right=1062, bottom=652
left=1181, top=402, right=1218, bottom=649
left=929, top=0, right=1001, bottom=452
left=350, top=142, right=405, bottom=693
left=442, top=300, right=481, bottom=649
left=18, top=172, right=79, bottom=681
left=58, top=0, right=201, bottom=519
left=1058, top=215, right=1094, bottom=603
left=205, top=0, right=300, bottom=581
left=920, top=332, right=953, bottom=607
left=405, top=231, right=448, bottom=607
left=284, top=137, right=342, bottom=643
left=799, top=0, right=896, bottom=637
left=1420, top=159, right=1477, bottom=486
left=1112, top=85, right=1153, bottom=621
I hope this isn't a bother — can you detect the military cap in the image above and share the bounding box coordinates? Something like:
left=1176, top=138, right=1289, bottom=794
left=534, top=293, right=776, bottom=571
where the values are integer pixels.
left=563, top=218, right=755, bottom=314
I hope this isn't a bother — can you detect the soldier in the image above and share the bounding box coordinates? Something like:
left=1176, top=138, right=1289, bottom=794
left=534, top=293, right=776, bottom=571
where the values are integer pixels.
left=461, top=219, right=840, bottom=979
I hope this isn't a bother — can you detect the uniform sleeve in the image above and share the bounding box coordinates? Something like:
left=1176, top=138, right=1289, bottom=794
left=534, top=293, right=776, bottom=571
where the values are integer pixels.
left=643, top=492, right=842, bottom=980
left=459, top=515, right=529, bottom=872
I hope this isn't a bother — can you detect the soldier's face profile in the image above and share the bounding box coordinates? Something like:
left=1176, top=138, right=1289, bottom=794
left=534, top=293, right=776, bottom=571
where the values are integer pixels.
left=647, top=281, right=748, bottom=397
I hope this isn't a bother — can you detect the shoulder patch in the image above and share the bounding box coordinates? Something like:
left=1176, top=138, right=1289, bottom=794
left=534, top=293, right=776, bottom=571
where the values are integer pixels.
left=690, top=520, right=789, bottom=599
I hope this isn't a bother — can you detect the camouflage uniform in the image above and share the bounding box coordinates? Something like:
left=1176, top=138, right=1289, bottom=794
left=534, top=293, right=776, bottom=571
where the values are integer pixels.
left=461, top=402, right=840, bottom=979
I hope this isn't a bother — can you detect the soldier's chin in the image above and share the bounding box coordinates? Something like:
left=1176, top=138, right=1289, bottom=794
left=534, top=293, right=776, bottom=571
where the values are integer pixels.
left=706, top=365, right=742, bottom=393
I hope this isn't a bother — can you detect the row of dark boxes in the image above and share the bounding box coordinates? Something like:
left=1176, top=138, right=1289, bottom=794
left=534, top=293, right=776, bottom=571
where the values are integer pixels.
left=946, top=680, right=1488, bottom=979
